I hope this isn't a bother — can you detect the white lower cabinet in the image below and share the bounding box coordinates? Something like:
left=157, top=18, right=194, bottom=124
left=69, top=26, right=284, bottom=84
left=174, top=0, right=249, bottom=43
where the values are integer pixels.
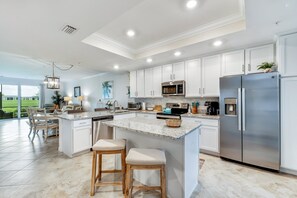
left=60, top=118, right=92, bottom=158
left=199, top=126, right=219, bottom=153
left=183, top=117, right=219, bottom=155
left=73, top=126, right=92, bottom=153
left=281, top=77, right=297, bottom=172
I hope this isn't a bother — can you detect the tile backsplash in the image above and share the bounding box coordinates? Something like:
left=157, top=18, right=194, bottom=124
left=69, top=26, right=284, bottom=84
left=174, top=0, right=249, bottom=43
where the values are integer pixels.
left=134, top=96, right=219, bottom=114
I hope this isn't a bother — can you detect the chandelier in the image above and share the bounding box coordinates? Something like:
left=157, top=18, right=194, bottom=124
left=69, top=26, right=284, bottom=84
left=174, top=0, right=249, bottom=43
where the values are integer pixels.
left=44, top=62, right=73, bottom=89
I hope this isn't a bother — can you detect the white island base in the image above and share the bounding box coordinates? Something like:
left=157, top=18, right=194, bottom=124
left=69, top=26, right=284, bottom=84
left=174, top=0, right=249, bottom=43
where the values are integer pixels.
left=114, top=127, right=199, bottom=198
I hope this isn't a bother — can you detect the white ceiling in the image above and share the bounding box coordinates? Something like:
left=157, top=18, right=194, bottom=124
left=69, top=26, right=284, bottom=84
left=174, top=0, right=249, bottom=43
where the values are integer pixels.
left=0, top=0, right=296, bottom=81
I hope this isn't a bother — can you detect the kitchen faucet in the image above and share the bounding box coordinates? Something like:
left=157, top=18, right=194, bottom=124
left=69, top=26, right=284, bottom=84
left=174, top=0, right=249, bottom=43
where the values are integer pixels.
left=113, top=100, right=118, bottom=113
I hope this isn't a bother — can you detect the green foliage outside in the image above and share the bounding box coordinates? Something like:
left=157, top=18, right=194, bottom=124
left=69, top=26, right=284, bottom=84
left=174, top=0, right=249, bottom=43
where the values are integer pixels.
left=1, top=99, right=39, bottom=118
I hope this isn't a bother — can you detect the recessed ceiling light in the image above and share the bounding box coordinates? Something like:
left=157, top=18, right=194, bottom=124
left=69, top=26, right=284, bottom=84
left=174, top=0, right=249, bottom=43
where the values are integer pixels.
left=174, top=51, right=181, bottom=57
left=213, top=40, right=223, bottom=47
left=126, top=30, right=135, bottom=37
left=146, top=58, right=152, bottom=63
left=113, top=64, right=119, bottom=69
left=186, top=0, right=198, bottom=9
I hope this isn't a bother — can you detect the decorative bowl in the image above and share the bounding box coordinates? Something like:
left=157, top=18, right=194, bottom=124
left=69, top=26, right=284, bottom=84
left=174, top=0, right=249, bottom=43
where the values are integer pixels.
left=166, top=119, right=182, bottom=128
left=146, top=107, right=154, bottom=111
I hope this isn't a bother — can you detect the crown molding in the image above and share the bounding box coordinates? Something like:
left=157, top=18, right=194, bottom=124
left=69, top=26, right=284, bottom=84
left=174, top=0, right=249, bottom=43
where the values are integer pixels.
left=81, top=2, right=246, bottom=60
left=82, top=33, right=136, bottom=59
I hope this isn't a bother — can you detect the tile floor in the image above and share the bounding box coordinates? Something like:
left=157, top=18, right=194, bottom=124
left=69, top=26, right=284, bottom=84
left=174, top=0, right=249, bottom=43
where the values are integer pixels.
left=0, top=119, right=297, bottom=198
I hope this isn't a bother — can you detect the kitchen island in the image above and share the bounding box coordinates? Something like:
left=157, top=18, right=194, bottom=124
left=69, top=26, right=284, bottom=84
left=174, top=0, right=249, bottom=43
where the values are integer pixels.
left=104, top=117, right=201, bottom=198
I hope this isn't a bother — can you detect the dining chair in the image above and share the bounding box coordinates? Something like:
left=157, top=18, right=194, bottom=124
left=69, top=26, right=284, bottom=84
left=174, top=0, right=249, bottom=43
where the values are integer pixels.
left=26, top=107, right=34, bottom=137
left=31, top=108, right=59, bottom=142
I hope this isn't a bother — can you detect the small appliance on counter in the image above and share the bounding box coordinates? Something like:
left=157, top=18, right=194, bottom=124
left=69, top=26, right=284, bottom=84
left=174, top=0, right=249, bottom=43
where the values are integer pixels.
left=141, top=102, right=146, bottom=111
left=205, top=101, right=219, bottom=115
left=127, top=102, right=141, bottom=110
left=156, top=103, right=189, bottom=119
left=154, top=105, right=162, bottom=112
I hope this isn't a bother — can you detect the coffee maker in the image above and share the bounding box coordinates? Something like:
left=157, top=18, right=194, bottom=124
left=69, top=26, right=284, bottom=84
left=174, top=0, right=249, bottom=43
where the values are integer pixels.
left=205, top=101, right=219, bottom=115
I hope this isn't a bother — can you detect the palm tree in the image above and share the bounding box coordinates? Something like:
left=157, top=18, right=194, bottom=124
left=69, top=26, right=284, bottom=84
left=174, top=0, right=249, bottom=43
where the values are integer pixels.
left=102, top=81, right=112, bottom=99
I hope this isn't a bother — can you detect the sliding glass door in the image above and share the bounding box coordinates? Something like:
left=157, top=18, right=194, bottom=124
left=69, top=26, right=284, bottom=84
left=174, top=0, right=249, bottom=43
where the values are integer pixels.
left=21, top=85, right=40, bottom=117
left=0, top=84, right=40, bottom=119
left=0, top=84, right=18, bottom=119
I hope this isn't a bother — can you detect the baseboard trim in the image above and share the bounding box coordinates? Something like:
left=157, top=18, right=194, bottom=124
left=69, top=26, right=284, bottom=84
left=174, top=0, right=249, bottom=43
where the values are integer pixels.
left=280, top=167, right=297, bottom=176
left=200, top=149, right=220, bottom=157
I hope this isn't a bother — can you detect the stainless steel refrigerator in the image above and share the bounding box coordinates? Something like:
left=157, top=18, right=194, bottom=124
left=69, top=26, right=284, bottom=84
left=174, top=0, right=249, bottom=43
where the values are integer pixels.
left=220, top=72, right=280, bottom=170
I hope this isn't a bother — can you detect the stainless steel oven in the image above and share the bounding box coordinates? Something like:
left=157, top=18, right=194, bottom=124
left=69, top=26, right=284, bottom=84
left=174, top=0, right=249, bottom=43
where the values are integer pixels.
left=162, top=81, right=185, bottom=96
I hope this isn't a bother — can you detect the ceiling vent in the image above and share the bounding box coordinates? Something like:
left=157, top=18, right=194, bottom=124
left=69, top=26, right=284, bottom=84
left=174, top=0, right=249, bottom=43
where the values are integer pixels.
left=61, top=25, right=77, bottom=34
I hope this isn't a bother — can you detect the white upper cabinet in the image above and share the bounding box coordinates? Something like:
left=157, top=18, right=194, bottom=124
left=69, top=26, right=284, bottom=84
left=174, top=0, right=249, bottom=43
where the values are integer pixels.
left=144, top=68, right=153, bottom=97
left=278, top=33, right=297, bottom=77
left=162, top=64, right=173, bottom=82
left=162, top=62, right=185, bottom=82
left=221, top=50, right=245, bottom=76
left=152, top=66, right=162, bottom=97
left=172, top=62, right=185, bottom=81
left=144, top=66, right=162, bottom=98
left=129, top=70, right=145, bottom=98
left=185, top=59, right=202, bottom=97
left=130, top=71, right=137, bottom=98
left=245, top=44, right=274, bottom=74
left=136, top=70, right=145, bottom=97
left=202, top=55, right=221, bottom=96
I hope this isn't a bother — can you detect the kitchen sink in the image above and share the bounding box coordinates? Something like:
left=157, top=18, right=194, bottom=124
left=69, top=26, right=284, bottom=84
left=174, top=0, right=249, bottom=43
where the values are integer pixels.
left=113, top=110, right=130, bottom=113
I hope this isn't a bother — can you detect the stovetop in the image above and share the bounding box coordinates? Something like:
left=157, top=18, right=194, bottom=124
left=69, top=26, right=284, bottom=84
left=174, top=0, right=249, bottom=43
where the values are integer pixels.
left=156, top=103, right=189, bottom=119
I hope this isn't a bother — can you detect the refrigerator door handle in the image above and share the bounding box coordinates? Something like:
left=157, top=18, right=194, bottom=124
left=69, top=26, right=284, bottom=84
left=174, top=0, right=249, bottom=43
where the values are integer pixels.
left=242, top=88, right=246, bottom=131
left=238, top=88, right=241, bottom=131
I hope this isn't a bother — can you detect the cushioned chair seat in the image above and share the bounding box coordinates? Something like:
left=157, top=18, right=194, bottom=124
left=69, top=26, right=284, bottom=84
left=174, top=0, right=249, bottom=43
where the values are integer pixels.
left=92, top=139, right=126, bottom=151
left=126, top=148, right=166, bottom=165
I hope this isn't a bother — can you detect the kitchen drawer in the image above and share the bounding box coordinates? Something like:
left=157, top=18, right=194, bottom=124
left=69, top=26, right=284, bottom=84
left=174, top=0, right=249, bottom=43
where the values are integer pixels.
left=73, top=119, right=92, bottom=128
left=182, top=117, right=218, bottom=127
left=199, top=119, right=219, bottom=127
left=136, top=113, right=156, bottom=119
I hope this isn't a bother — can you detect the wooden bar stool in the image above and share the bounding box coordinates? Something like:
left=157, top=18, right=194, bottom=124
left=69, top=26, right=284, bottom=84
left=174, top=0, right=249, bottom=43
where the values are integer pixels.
left=125, top=148, right=166, bottom=198
left=90, top=139, right=126, bottom=196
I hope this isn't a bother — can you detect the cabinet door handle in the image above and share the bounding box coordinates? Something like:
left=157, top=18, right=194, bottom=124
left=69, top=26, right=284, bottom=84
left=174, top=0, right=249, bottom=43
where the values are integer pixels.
left=173, top=74, right=175, bottom=80
left=242, top=65, right=245, bottom=72
left=248, top=64, right=251, bottom=71
left=170, top=74, right=172, bottom=80
left=203, top=88, right=205, bottom=94
left=199, top=88, right=201, bottom=94
left=152, top=90, right=154, bottom=96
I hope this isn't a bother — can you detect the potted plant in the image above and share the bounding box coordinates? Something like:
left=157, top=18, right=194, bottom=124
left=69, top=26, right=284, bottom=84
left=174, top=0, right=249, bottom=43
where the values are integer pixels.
left=257, top=62, right=277, bottom=73
left=51, top=91, right=63, bottom=109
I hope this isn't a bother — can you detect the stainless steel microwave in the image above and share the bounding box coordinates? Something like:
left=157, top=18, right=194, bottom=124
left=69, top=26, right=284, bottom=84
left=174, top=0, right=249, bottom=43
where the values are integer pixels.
left=162, top=81, right=185, bottom=96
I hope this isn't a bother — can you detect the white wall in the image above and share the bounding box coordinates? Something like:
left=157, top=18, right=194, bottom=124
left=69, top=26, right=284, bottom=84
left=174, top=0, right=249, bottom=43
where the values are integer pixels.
left=63, top=72, right=130, bottom=111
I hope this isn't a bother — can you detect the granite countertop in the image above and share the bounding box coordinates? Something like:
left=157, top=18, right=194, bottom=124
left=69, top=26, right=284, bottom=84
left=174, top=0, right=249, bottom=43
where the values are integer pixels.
left=181, top=113, right=220, bottom=120
left=57, top=111, right=133, bottom=120
left=57, top=110, right=219, bottom=121
left=103, top=117, right=201, bottom=140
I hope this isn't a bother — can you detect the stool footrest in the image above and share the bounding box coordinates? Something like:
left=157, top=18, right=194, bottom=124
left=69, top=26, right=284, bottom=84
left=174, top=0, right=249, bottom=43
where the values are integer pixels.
left=95, top=181, right=123, bottom=187
left=130, top=164, right=163, bottom=170
left=133, top=185, right=162, bottom=191
left=101, top=169, right=122, bottom=173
